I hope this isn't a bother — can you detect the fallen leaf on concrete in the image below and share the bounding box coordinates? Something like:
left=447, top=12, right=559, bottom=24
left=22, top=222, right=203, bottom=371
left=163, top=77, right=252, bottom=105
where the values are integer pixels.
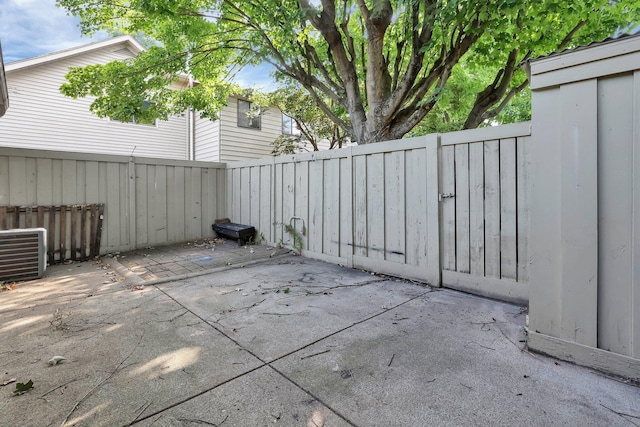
left=1, top=378, right=16, bottom=386
left=13, top=380, right=34, bottom=395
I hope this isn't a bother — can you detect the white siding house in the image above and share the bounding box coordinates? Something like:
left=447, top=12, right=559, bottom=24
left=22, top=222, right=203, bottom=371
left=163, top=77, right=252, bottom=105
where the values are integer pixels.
left=196, top=96, right=284, bottom=162
left=0, top=36, right=289, bottom=161
left=0, top=36, right=191, bottom=159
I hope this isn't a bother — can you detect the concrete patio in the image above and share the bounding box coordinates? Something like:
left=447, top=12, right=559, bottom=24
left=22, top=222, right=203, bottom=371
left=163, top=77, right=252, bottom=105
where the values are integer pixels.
left=1, top=241, right=638, bottom=426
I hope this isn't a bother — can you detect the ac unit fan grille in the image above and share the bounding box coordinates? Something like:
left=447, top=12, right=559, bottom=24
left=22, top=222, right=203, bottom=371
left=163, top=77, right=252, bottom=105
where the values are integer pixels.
left=0, top=229, right=47, bottom=281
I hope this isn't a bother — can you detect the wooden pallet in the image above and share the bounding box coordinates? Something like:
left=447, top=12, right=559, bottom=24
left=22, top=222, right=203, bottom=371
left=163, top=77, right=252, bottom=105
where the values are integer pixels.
left=0, top=204, right=104, bottom=264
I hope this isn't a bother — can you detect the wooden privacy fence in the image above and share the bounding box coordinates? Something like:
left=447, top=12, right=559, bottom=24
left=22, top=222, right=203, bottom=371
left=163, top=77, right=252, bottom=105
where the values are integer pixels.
left=226, top=122, right=532, bottom=304
left=0, top=204, right=104, bottom=264
left=0, top=148, right=227, bottom=257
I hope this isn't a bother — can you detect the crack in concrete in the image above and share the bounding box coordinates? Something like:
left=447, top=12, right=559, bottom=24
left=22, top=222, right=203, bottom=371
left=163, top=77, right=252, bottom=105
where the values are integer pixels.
left=126, top=279, right=430, bottom=427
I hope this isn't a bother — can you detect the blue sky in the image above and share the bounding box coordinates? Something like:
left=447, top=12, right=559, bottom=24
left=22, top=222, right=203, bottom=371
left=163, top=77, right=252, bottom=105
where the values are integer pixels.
left=0, top=0, right=276, bottom=89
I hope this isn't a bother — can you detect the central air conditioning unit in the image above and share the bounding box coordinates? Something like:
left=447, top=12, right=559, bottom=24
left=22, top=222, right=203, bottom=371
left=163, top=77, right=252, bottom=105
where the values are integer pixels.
left=0, top=228, right=47, bottom=282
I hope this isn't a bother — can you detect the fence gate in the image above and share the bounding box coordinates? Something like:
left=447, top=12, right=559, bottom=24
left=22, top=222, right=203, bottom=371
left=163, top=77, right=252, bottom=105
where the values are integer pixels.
left=0, top=204, right=104, bottom=264
left=437, top=124, right=531, bottom=304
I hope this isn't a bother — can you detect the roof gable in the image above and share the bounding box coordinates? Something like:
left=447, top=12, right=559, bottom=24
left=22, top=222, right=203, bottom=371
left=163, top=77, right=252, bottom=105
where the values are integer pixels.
left=5, top=35, right=144, bottom=73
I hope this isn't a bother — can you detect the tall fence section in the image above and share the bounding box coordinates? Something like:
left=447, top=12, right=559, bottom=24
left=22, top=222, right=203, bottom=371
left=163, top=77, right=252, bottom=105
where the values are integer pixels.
left=0, top=148, right=226, bottom=258
left=227, top=122, right=532, bottom=304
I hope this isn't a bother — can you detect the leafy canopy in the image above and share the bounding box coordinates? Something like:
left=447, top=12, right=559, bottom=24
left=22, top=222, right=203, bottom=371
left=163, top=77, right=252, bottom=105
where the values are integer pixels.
left=57, top=0, right=639, bottom=143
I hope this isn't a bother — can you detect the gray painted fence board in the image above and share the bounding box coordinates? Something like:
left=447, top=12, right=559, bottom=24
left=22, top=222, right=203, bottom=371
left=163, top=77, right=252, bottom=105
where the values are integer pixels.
left=516, top=137, right=530, bottom=283
left=36, top=158, right=53, bottom=204
left=296, top=161, right=309, bottom=251
left=384, top=151, right=405, bottom=263
left=469, top=142, right=485, bottom=277
left=500, top=138, right=517, bottom=280
left=484, top=140, right=501, bottom=279
left=441, top=145, right=455, bottom=271
left=283, top=162, right=296, bottom=247
left=308, top=160, right=323, bottom=254
left=366, top=154, right=385, bottom=260
left=353, top=155, right=367, bottom=257
left=136, top=164, right=148, bottom=245
left=26, top=158, right=36, bottom=204
left=324, top=159, right=340, bottom=257
left=559, top=79, right=598, bottom=347
left=250, top=166, right=261, bottom=241
left=455, top=144, right=470, bottom=273
left=597, top=75, right=634, bottom=356
left=240, top=168, right=251, bottom=224
left=9, top=157, right=27, bottom=205
left=405, top=148, right=427, bottom=267
left=339, top=157, right=352, bottom=261
left=259, top=165, right=272, bottom=242
left=176, top=166, right=187, bottom=242
left=0, top=157, right=9, bottom=205
left=155, top=165, right=168, bottom=245
left=274, top=163, right=284, bottom=245
left=425, top=138, right=440, bottom=280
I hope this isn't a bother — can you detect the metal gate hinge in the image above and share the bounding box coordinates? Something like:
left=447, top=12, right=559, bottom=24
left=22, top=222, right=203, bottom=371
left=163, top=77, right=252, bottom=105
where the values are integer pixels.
left=438, top=193, right=455, bottom=201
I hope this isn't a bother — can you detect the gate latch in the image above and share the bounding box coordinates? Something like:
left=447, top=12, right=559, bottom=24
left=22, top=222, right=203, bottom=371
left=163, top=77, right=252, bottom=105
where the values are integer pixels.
left=438, top=193, right=455, bottom=202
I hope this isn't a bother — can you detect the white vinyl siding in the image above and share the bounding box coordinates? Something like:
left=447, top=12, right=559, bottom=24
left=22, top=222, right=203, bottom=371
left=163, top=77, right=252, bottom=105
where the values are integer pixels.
left=194, top=112, right=220, bottom=161
left=0, top=43, right=188, bottom=160
left=219, top=97, right=282, bottom=162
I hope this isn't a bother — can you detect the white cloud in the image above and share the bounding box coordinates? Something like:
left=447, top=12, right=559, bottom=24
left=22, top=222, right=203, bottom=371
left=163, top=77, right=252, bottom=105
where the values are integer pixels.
left=0, top=0, right=108, bottom=62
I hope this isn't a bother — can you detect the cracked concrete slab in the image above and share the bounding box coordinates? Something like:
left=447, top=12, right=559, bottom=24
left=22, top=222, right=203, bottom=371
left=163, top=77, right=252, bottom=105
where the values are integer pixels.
left=135, top=366, right=352, bottom=427
left=1, top=261, right=262, bottom=427
left=271, top=290, right=640, bottom=427
left=156, top=257, right=429, bottom=362
left=2, top=247, right=639, bottom=427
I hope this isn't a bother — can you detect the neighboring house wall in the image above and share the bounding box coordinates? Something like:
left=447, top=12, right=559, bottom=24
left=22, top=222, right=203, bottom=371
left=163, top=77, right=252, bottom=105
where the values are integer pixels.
left=0, top=37, right=347, bottom=162
left=194, top=112, right=221, bottom=162
left=219, top=97, right=283, bottom=162
left=0, top=39, right=189, bottom=160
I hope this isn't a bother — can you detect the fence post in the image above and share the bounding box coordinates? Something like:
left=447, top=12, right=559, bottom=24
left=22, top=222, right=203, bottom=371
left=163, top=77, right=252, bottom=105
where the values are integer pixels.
left=128, top=157, right=137, bottom=251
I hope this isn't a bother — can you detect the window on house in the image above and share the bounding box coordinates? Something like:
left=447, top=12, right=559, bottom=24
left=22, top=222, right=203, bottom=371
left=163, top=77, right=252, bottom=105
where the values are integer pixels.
left=110, top=101, right=156, bottom=126
left=237, top=99, right=261, bottom=129
left=282, top=114, right=294, bottom=135
left=283, top=114, right=302, bottom=136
